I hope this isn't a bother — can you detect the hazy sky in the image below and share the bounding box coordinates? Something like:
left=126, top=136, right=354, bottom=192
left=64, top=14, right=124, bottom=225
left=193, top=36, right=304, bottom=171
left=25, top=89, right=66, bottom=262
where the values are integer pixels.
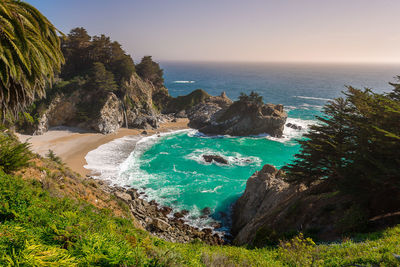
left=26, top=0, right=400, bottom=63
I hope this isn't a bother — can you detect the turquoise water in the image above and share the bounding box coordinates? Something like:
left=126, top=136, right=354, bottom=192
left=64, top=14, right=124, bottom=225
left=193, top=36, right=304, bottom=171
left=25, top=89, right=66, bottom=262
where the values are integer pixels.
left=118, top=62, right=400, bottom=230
left=120, top=129, right=301, bottom=229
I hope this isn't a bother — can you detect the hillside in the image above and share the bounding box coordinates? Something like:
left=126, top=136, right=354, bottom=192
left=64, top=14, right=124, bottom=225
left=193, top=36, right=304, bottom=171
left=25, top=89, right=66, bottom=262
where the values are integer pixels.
left=0, top=130, right=399, bottom=266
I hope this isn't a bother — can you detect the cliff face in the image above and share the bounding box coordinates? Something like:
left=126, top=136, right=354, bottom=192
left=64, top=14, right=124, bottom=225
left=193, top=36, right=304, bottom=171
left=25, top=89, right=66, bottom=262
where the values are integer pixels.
left=232, top=165, right=301, bottom=245
left=28, top=74, right=170, bottom=135
left=232, top=164, right=362, bottom=247
left=188, top=98, right=287, bottom=137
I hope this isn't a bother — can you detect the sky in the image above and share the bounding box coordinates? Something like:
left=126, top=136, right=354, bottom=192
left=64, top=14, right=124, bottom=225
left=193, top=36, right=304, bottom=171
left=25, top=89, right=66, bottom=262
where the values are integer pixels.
left=26, top=0, right=400, bottom=64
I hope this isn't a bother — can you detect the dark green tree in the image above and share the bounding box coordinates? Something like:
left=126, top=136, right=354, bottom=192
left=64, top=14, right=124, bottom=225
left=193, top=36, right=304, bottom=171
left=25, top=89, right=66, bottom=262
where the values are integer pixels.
left=61, top=27, right=91, bottom=79
left=136, top=56, right=164, bottom=87
left=61, top=29, right=135, bottom=85
left=85, top=62, right=117, bottom=92
left=284, top=84, right=400, bottom=215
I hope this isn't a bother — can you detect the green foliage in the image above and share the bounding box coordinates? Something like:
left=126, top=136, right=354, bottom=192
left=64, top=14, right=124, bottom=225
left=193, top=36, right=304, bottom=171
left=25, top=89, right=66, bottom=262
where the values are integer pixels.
left=85, top=62, right=117, bottom=92
left=1, top=166, right=400, bottom=265
left=0, top=132, right=31, bottom=174
left=238, top=91, right=264, bottom=106
left=278, top=233, right=319, bottom=266
left=166, top=89, right=211, bottom=112
left=61, top=28, right=135, bottom=86
left=0, top=0, right=64, bottom=118
left=46, top=150, right=63, bottom=165
left=284, top=83, right=400, bottom=216
left=136, top=56, right=165, bottom=87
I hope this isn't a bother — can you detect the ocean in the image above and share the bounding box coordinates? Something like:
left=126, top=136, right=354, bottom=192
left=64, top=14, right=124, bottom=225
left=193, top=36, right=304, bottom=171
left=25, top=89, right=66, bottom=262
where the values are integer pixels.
left=86, top=62, right=400, bottom=232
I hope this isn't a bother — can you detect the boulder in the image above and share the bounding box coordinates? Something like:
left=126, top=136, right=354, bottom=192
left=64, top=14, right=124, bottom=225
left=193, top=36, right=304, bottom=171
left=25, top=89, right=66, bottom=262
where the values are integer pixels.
left=114, top=191, right=132, bottom=202
left=152, top=218, right=171, bottom=232
left=201, top=207, right=212, bottom=216
left=203, top=155, right=229, bottom=165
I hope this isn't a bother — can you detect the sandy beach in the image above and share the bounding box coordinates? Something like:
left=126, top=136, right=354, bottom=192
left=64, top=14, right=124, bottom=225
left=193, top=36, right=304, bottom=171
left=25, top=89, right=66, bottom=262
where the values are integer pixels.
left=17, top=119, right=189, bottom=177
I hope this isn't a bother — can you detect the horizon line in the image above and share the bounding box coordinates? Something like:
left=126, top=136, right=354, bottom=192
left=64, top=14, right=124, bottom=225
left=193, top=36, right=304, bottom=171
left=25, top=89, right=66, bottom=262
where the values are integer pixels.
left=157, top=59, right=400, bottom=65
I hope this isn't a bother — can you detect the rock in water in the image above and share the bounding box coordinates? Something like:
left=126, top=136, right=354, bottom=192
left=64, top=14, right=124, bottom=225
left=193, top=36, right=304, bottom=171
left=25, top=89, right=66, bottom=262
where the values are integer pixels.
left=188, top=96, right=287, bottom=137
left=203, top=155, right=229, bottom=165
left=286, top=122, right=302, bottom=130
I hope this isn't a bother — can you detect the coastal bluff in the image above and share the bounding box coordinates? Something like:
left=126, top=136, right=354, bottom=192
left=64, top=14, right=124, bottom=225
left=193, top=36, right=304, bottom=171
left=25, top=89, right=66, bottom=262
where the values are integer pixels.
left=187, top=92, right=287, bottom=137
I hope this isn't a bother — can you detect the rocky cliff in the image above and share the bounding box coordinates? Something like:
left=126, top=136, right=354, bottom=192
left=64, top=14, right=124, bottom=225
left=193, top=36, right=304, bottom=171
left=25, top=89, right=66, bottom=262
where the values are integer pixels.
left=24, top=74, right=170, bottom=135
left=231, top=164, right=367, bottom=247
left=188, top=96, right=287, bottom=137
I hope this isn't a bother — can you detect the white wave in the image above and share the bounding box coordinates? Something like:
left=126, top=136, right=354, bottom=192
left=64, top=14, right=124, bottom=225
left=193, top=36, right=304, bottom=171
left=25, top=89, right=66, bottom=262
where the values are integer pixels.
left=295, top=95, right=332, bottom=101
left=298, top=103, right=324, bottom=111
left=173, top=80, right=195, bottom=84
left=267, top=117, right=315, bottom=143
left=284, top=105, right=297, bottom=112
left=201, top=185, right=222, bottom=193
left=115, top=129, right=223, bottom=231
left=84, top=135, right=141, bottom=182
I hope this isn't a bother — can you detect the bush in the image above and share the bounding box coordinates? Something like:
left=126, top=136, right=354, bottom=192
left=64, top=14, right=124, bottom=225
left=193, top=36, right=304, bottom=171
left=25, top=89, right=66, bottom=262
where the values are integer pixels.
left=46, top=150, right=63, bottom=165
left=0, top=132, right=31, bottom=173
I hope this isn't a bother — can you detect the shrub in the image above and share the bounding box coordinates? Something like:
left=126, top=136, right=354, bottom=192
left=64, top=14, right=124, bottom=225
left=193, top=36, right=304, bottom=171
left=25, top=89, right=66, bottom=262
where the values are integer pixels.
left=46, top=150, right=63, bottom=165
left=0, top=132, right=31, bottom=173
left=277, top=233, right=321, bottom=266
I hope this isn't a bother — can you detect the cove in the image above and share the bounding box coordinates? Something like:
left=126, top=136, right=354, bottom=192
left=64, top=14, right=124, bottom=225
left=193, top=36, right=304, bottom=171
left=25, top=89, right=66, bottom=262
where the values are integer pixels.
left=118, top=124, right=306, bottom=231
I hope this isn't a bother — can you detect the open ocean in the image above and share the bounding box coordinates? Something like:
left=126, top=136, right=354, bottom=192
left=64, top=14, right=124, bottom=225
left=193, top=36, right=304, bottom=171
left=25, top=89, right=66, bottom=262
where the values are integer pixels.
left=87, top=62, right=400, bottom=232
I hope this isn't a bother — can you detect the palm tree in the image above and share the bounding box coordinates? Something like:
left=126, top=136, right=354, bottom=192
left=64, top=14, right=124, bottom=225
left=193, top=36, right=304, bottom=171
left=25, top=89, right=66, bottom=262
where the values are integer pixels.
left=0, top=0, right=64, bottom=119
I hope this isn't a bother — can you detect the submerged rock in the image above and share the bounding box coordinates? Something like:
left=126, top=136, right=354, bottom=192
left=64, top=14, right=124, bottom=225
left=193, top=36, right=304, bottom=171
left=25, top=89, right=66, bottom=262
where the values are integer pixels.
left=203, top=155, right=229, bottom=165
left=201, top=207, right=212, bottom=216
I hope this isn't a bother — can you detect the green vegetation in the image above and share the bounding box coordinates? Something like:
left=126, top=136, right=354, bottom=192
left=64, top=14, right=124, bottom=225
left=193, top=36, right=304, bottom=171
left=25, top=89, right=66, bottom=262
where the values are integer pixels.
left=61, top=28, right=135, bottom=87
left=2, top=1, right=400, bottom=265
left=0, top=131, right=31, bottom=174
left=1, top=166, right=400, bottom=266
left=85, top=62, right=118, bottom=93
left=0, top=0, right=64, bottom=118
left=238, top=91, right=264, bottom=106
left=166, top=89, right=211, bottom=112
left=284, top=84, right=400, bottom=220
left=136, top=56, right=165, bottom=88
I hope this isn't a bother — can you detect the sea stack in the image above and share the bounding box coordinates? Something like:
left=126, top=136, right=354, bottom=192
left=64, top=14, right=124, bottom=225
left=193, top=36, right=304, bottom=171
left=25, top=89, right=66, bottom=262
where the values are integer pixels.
left=187, top=93, right=287, bottom=137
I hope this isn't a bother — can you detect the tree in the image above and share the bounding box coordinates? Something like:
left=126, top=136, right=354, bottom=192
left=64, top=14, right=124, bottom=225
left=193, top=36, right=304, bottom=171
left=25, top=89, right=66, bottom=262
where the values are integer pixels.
left=61, top=29, right=135, bottom=85
left=85, top=62, right=117, bottom=92
left=284, top=84, right=400, bottom=215
left=238, top=91, right=263, bottom=106
left=60, top=27, right=91, bottom=79
left=0, top=0, right=64, bottom=118
left=136, top=56, right=164, bottom=87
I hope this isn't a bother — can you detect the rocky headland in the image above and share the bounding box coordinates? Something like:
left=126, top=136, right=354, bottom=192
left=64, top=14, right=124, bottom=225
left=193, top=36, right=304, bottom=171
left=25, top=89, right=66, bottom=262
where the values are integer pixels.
left=230, top=163, right=398, bottom=247
left=187, top=92, right=287, bottom=137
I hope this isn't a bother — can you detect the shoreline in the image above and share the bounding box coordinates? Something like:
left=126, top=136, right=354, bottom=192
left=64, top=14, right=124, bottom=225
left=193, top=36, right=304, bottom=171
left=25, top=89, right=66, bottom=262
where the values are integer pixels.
left=17, top=118, right=190, bottom=177
left=17, top=119, right=225, bottom=244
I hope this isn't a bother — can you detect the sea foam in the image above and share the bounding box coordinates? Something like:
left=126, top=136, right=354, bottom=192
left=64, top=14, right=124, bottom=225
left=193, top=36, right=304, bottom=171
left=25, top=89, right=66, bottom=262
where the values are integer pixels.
left=173, top=80, right=195, bottom=84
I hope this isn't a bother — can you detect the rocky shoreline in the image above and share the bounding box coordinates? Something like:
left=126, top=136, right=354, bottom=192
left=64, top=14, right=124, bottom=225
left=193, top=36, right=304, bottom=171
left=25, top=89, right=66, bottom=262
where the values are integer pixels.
left=90, top=177, right=225, bottom=245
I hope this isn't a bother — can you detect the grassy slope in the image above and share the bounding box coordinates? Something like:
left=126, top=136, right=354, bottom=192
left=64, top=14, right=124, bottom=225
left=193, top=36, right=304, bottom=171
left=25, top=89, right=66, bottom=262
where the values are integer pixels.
left=1, top=158, right=400, bottom=266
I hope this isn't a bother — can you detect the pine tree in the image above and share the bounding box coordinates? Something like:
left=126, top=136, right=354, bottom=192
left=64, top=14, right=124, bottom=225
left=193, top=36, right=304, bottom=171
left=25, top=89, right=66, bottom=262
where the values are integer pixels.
left=284, top=84, right=400, bottom=208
